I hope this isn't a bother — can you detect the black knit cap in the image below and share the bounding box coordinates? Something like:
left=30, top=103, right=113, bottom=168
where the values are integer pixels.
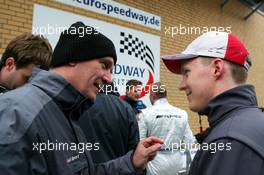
left=51, top=21, right=117, bottom=67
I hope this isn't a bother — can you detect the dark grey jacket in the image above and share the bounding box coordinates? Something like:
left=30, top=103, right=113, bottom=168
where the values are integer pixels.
left=189, top=85, right=264, bottom=175
left=0, top=68, right=141, bottom=175
left=78, top=92, right=139, bottom=163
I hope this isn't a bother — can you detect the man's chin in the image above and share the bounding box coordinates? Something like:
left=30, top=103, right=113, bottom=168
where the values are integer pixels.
left=189, top=105, right=200, bottom=112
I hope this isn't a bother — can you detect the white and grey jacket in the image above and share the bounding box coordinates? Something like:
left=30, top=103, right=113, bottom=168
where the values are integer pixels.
left=138, top=98, right=194, bottom=149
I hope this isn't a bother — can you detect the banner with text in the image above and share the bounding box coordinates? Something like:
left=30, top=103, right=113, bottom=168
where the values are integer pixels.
left=55, top=0, right=161, bottom=30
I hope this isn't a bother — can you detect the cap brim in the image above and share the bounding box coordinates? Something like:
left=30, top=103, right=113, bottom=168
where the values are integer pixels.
left=161, top=54, right=198, bottom=74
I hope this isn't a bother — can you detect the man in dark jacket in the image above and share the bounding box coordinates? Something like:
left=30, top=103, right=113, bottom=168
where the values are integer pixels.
left=162, top=31, right=264, bottom=175
left=0, top=21, right=163, bottom=175
left=124, top=79, right=146, bottom=117
left=78, top=83, right=139, bottom=163
left=0, top=33, right=52, bottom=94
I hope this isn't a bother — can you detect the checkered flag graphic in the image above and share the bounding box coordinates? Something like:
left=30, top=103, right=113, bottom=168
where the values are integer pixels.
left=119, top=32, right=155, bottom=73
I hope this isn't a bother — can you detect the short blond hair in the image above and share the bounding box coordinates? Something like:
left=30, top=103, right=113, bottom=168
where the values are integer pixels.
left=150, top=82, right=167, bottom=99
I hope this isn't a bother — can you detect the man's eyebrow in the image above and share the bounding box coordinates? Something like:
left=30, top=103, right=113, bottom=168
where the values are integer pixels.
left=100, top=59, right=113, bottom=67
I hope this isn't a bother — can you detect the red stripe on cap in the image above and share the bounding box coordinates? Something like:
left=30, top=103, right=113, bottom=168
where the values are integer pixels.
left=225, top=34, right=248, bottom=66
left=162, top=59, right=182, bottom=74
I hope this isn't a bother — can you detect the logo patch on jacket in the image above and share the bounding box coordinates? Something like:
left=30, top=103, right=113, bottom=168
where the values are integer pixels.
left=156, top=115, right=182, bottom=119
left=66, top=154, right=80, bottom=164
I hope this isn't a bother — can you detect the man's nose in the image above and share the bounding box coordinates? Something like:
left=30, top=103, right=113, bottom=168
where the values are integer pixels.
left=178, top=79, right=186, bottom=91
left=102, top=72, right=112, bottom=84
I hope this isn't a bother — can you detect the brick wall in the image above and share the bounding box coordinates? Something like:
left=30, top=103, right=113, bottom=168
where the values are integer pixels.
left=1, top=0, right=264, bottom=133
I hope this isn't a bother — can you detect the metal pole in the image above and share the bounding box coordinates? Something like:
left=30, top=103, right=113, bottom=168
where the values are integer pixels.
left=244, top=0, right=264, bottom=20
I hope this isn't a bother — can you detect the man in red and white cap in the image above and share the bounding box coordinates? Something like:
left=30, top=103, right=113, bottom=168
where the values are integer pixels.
left=162, top=31, right=264, bottom=175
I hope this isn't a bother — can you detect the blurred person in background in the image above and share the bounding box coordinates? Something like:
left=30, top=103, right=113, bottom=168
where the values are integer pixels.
left=139, top=82, right=194, bottom=175
left=124, top=79, right=146, bottom=119
left=0, top=33, right=52, bottom=94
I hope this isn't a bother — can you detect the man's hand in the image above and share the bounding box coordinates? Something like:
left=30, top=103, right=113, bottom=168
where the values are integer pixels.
left=132, top=137, right=163, bottom=171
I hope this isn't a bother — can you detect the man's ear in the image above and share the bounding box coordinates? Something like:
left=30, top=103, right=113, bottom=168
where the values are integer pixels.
left=4, top=57, right=16, bottom=71
left=212, top=58, right=225, bottom=79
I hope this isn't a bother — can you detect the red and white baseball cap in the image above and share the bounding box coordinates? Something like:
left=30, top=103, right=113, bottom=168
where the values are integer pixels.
left=161, top=31, right=251, bottom=74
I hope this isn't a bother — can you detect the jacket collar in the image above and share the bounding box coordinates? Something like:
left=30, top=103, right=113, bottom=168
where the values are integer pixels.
left=29, top=68, right=92, bottom=119
left=124, top=95, right=137, bottom=106
left=198, top=84, right=258, bottom=127
left=0, top=85, right=8, bottom=94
